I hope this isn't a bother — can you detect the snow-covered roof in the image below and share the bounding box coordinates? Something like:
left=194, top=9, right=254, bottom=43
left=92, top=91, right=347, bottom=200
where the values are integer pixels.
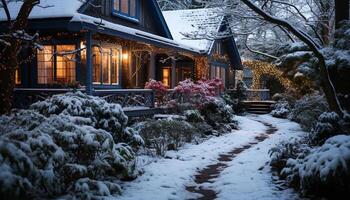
left=162, top=8, right=224, bottom=53
left=0, top=0, right=200, bottom=53
left=70, top=13, right=201, bottom=53
left=0, top=0, right=83, bottom=21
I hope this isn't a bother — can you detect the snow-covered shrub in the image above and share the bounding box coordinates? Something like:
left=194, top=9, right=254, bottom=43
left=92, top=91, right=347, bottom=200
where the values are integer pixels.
left=184, top=110, right=204, bottom=123
left=269, top=138, right=310, bottom=185
left=271, top=100, right=291, bottom=118
left=310, top=112, right=342, bottom=145
left=0, top=92, right=142, bottom=199
left=289, top=93, right=329, bottom=131
left=286, top=135, right=350, bottom=197
left=199, top=99, right=238, bottom=132
left=228, top=80, right=247, bottom=113
left=272, top=135, right=350, bottom=198
left=139, top=119, right=198, bottom=156
left=30, top=92, right=142, bottom=146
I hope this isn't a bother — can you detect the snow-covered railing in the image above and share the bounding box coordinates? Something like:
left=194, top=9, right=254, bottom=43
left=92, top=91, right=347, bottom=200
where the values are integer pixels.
left=14, top=88, right=155, bottom=109
left=95, top=89, right=155, bottom=108
left=14, top=88, right=85, bottom=109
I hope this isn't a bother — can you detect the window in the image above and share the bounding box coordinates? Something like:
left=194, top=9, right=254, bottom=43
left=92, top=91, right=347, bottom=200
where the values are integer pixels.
left=37, top=45, right=76, bottom=84
left=56, top=45, right=76, bottom=83
left=92, top=46, right=120, bottom=85
left=113, top=0, right=139, bottom=21
left=15, top=69, right=21, bottom=85
left=162, top=68, right=171, bottom=87
left=212, top=65, right=226, bottom=83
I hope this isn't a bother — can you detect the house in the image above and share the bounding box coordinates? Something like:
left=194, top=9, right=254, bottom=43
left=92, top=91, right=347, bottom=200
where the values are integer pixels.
left=0, top=0, right=242, bottom=108
left=162, top=8, right=243, bottom=88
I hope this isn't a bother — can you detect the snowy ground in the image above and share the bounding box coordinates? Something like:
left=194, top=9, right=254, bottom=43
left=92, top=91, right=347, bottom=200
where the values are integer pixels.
left=116, top=115, right=306, bottom=200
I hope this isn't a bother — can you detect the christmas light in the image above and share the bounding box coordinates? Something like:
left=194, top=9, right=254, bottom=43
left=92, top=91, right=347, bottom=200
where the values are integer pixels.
left=243, top=60, right=292, bottom=90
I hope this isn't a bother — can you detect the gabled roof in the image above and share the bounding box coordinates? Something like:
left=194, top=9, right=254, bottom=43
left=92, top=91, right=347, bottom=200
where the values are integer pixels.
left=162, top=8, right=223, bottom=53
left=0, top=0, right=189, bottom=51
left=163, top=8, right=243, bottom=69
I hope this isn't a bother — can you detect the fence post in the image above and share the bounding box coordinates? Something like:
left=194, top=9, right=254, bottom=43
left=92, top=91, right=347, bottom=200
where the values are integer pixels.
left=150, top=90, right=155, bottom=108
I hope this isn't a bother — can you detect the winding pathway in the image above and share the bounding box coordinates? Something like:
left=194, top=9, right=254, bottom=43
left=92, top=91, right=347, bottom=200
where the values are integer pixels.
left=118, top=115, right=306, bottom=200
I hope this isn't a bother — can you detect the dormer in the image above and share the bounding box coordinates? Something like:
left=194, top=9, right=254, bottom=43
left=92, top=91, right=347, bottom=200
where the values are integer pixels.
left=112, top=0, right=140, bottom=23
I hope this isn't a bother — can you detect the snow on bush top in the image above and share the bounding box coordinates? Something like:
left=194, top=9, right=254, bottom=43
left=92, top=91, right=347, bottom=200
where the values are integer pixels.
left=299, top=135, right=350, bottom=185
left=31, top=91, right=128, bottom=139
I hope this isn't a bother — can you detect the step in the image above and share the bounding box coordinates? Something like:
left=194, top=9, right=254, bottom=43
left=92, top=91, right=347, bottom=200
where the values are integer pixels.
left=247, top=110, right=271, bottom=114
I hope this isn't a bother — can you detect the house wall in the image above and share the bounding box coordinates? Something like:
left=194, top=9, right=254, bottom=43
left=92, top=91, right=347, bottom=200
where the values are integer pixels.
left=209, top=39, right=236, bottom=88
left=84, top=0, right=168, bottom=37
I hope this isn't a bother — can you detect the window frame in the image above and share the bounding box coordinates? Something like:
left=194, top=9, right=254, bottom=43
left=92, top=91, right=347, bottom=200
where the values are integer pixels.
left=112, top=0, right=140, bottom=23
left=36, top=44, right=77, bottom=85
left=92, top=45, right=122, bottom=87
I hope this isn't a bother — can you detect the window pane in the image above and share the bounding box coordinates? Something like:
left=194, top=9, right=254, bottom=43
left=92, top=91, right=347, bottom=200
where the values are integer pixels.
left=15, top=69, right=21, bottom=85
left=111, top=49, right=120, bottom=84
left=114, top=0, right=120, bottom=11
left=93, top=47, right=101, bottom=83
left=102, top=51, right=110, bottom=84
left=37, top=45, right=54, bottom=84
left=162, top=68, right=170, bottom=87
left=121, top=0, right=128, bottom=13
left=216, top=67, right=220, bottom=78
left=56, top=45, right=76, bottom=83
left=130, top=0, right=136, bottom=17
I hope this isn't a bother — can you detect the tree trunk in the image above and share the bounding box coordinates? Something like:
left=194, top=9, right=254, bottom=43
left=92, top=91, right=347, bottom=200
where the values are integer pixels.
left=335, top=0, right=349, bottom=28
left=0, top=66, right=16, bottom=114
left=0, top=0, right=39, bottom=114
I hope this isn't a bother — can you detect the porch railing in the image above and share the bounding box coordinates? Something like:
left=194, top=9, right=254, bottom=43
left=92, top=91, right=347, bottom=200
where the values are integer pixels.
left=94, top=89, right=155, bottom=108
left=227, top=89, right=271, bottom=101
left=14, top=88, right=155, bottom=109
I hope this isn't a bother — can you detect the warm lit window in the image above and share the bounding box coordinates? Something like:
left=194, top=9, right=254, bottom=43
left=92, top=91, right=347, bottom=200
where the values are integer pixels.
left=56, top=45, right=76, bottom=83
left=162, top=68, right=171, bottom=87
left=37, top=45, right=54, bottom=84
left=92, top=47, right=120, bottom=85
left=37, top=45, right=76, bottom=84
left=113, top=0, right=139, bottom=20
left=15, top=69, right=21, bottom=85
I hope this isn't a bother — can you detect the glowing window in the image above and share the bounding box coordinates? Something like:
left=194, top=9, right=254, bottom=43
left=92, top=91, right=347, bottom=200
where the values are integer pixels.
left=162, top=68, right=171, bottom=87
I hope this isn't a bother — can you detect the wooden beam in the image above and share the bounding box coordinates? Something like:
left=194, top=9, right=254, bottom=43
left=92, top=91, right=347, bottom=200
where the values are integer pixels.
left=85, top=31, right=93, bottom=95
left=149, top=52, right=156, bottom=80
left=171, top=58, right=176, bottom=88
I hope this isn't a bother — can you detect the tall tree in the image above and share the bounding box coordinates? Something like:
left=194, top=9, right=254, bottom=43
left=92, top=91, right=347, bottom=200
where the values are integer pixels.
left=0, top=0, right=40, bottom=114
left=239, top=0, right=344, bottom=117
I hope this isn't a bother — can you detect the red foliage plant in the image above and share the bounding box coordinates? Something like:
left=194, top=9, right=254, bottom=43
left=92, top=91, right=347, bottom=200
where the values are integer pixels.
left=173, top=78, right=224, bottom=108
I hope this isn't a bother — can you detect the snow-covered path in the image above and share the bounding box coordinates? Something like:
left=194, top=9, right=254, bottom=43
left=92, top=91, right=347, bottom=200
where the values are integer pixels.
left=117, top=115, right=306, bottom=200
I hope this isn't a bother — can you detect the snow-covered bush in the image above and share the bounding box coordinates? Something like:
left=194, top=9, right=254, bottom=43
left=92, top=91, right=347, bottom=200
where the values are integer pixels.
left=139, top=119, right=198, bottom=156
left=281, top=135, right=350, bottom=197
left=310, top=112, right=342, bottom=146
left=269, top=138, right=310, bottom=185
left=289, top=93, right=329, bottom=131
left=184, top=110, right=204, bottom=123
left=0, top=92, right=142, bottom=199
left=199, top=99, right=238, bottom=132
left=270, top=134, right=350, bottom=198
left=228, top=80, right=247, bottom=113
left=271, top=100, right=291, bottom=118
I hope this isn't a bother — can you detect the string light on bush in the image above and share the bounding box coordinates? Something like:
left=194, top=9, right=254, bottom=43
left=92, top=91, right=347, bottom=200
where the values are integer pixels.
left=243, top=60, right=292, bottom=89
